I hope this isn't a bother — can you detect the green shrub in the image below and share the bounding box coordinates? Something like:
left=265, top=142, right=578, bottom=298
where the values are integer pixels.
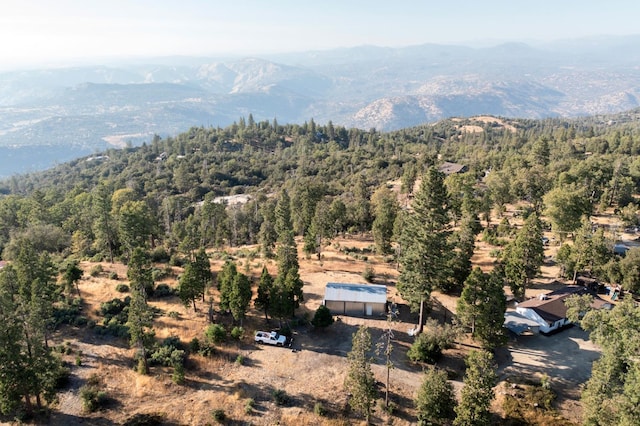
left=100, top=297, right=130, bottom=316
left=169, top=255, right=184, bottom=267
left=53, top=302, right=84, bottom=327
left=408, top=320, right=456, bottom=364
left=172, top=363, right=185, bottom=385
left=80, top=382, right=108, bottom=412
left=272, top=388, right=289, bottom=406
left=205, top=324, right=226, bottom=345
left=122, top=413, right=166, bottom=426
left=278, top=324, right=292, bottom=338
left=314, top=401, right=326, bottom=416
left=108, top=271, right=118, bottom=280
left=198, top=344, right=216, bottom=357
left=89, top=264, right=103, bottom=277
left=230, top=326, right=244, bottom=340
left=150, top=247, right=171, bottom=263
left=167, top=311, right=180, bottom=319
left=244, top=398, right=255, bottom=415
left=211, top=409, right=226, bottom=423
left=311, top=305, right=334, bottom=328
left=235, top=355, right=245, bottom=365
left=362, top=264, right=375, bottom=282
left=188, top=337, right=201, bottom=354
left=153, top=283, right=175, bottom=298
left=115, top=283, right=130, bottom=293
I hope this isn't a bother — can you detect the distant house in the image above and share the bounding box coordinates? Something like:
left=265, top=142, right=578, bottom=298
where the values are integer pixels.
left=515, top=286, right=612, bottom=334
left=323, top=283, right=387, bottom=317
left=438, top=161, right=468, bottom=175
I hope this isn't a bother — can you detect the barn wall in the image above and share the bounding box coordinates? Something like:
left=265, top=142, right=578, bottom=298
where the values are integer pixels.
left=325, top=300, right=345, bottom=315
left=345, top=302, right=365, bottom=316
left=368, top=303, right=386, bottom=316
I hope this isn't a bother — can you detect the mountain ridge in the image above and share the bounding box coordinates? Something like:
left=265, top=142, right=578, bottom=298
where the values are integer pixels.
left=1, top=37, right=640, bottom=177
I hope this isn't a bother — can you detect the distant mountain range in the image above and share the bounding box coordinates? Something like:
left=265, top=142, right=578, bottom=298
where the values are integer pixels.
left=2, top=35, right=640, bottom=178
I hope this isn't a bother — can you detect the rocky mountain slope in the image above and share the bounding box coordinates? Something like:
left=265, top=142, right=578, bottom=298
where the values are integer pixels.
left=1, top=35, right=640, bottom=177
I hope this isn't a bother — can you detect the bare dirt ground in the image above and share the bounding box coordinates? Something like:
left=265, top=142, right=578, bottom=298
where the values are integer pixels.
left=36, top=209, right=622, bottom=425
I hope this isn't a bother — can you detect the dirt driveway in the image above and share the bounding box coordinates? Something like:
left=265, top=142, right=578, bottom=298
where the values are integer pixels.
left=496, top=326, right=601, bottom=421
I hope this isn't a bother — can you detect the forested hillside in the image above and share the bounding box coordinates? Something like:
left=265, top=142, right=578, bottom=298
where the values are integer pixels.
left=3, top=109, right=640, bottom=258
left=3, top=109, right=640, bottom=424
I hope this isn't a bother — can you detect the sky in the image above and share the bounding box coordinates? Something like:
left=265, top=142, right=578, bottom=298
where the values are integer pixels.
left=1, top=0, right=639, bottom=69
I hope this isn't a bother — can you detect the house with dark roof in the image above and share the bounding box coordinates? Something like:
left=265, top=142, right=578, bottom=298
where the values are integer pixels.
left=515, top=285, right=612, bottom=335
left=323, top=282, right=387, bottom=317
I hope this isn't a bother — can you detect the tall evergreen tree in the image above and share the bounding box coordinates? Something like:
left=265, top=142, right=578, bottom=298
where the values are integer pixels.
left=229, top=272, right=252, bottom=325
left=501, top=213, right=544, bottom=300
left=258, top=199, right=277, bottom=257
left=415, top=366, right=457, bottom=426
left=178, top=262, right=201, bottom=311
left=350, top=175, right=372, bottom=234
left=255, top=266, right=273, bottom=322
left=92, top=182, right=118, bottom=263
left=581, top=299, right=640, bottom=425
left=192, top=248, right=212, bottom=301
left=456, top=268, right=507, bottom=350
left=398, top=167, right=451, bottom=334
left=275, top=190, right=292, bottom=238
left=127, top=248, right=154, bottom=374
left=344, top=326, right=377, bottom=423
left=371, top=187, right=399, bottom=255
left=217, top=261, right=238, bottom=312
left=0, top=242, right=62, bottom=414
left=454, top=350, right=497, bottom=426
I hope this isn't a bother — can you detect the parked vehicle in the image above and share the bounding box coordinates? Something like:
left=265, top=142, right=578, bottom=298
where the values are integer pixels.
left=254, top=331, right=287, bottom=346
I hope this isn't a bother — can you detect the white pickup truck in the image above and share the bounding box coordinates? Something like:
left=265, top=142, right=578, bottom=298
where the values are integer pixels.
left=254, top=331, right=288, bottom=347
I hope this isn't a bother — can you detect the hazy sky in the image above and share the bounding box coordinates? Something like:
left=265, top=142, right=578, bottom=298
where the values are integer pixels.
left=2, top=0, right=639, bottom=69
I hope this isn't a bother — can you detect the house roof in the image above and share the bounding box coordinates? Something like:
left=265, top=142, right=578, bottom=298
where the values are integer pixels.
left=438, top=161, right=467, bottom=175
left=504, top=311, right=541, bottom=334
left=516, top=285, right=611, bottom=324
left=324, top=283, right=387, bottom=304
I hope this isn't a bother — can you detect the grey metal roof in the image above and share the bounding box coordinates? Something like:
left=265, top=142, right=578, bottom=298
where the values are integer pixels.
left=504, top=311, right=541, bottom=334
left=324, top=282, right=387, bottom=304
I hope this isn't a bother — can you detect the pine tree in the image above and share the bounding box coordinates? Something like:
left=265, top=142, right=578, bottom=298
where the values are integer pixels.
left=258, top=200, right=277, bottom=257
left=0, top=243, right=62, bottom=414
left=255, top=266, right=273, bottom=322
left=193, top=248, right=212, bottom=301
left=178, top=262, right=201, bottom=311
left=229, top=272, right=252, bottom=325
left=62, top=259, right=83, bottom=299
left=127, top=248, right=154, bottom=374
left=415, top=366, right=456, bottom=425
left=371, top=187, right=399, bottom=255
left=275, top=190, right=292, bottom=238
left=454, top=350, right=497, bottom=426
left=344, top=326, right=377, bottom=423
left=398, top=167, right=451, bottom=333
left=217, top=261, right=237, bottom=312
left=92, top=182, right=118, bottom=263
left=501, top=213, right=544, bottom=300
left=456, top=268, right=506, bottom=350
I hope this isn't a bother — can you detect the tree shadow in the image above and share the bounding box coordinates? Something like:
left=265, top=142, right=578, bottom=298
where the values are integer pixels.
left=496, top=327, right=601, bottom=403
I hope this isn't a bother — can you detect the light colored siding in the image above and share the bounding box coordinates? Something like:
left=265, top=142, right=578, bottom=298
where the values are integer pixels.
left=325, top=300, right=345, bottom=315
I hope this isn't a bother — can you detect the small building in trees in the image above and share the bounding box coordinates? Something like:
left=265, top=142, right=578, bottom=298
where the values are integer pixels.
left=515, top=285, right=612, bottom=335
left=323, top=283, right=387, bottom=317
left=438, top=161, right=468, bottom=175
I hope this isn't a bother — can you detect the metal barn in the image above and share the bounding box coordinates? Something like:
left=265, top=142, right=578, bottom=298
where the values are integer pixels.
left=323, top=282, right=387, bottom=317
